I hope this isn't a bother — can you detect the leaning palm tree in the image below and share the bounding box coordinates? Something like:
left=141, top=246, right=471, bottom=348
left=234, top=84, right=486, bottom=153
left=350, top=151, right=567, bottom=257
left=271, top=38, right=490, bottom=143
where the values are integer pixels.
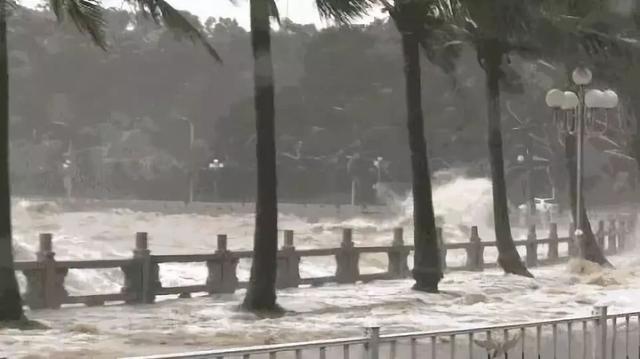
left=378, top=0, right=462, bottom=292
left=0, top=0, right=217, bottom=322
left=242, top=0, right=375, bottom=312
left=460, top=0, right=540, bottom=277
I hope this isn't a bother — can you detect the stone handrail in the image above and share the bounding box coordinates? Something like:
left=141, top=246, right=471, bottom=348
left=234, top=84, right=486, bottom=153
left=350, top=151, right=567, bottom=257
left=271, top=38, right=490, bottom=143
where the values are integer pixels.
left=13, top=216, right=636, bottom=310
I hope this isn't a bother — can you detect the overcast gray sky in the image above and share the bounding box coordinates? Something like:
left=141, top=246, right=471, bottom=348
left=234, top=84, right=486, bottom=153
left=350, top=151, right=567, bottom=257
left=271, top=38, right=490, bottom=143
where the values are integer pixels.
left=21, top=0, right=385, bottom=29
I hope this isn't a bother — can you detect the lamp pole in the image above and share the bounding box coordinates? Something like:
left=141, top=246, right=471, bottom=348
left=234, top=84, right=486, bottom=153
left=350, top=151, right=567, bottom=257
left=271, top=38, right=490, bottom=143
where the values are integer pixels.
left=513, top=124, right=537, bottom=225
left=208, top=158, right=224, bottom=201
left=181, top=117, right=195, bottom=204
left=545, top=67, right=618, bottom=257
left=373, top=156, right=383, bottom=184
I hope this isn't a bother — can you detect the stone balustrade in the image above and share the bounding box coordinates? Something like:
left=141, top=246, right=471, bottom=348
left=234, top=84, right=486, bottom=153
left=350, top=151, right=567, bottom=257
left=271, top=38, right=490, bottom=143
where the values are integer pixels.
left=13, top=216, right=636, bottom=310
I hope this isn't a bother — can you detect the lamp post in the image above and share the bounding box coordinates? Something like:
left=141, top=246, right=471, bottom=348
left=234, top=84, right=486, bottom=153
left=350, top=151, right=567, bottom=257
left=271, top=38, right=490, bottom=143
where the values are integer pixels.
left=373, top=156, right=384, bottom=184
left=181, top=117, right=195, bottom=203
left=208, top=158, right=224, bottom=201
left=62, top=158, right=72, bottom=198
left=513, top=123, right=537, bottom=226
left=545, top=67, right=619, bottom=256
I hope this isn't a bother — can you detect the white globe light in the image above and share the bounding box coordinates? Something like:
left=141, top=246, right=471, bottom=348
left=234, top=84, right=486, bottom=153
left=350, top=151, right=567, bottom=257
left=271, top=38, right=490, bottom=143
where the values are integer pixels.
left=603, top=89, right=619, bottom=108
left=561, top=91, right=579, bottom=110
left=219, top=163, right=224, bottom=169
left=545, top=89, right=564, bottom=108
left=585, top=89, right=604, bottom=108
left=572, top=67, right=592, bottom=85
left=517, top=155, right=525, bottom=163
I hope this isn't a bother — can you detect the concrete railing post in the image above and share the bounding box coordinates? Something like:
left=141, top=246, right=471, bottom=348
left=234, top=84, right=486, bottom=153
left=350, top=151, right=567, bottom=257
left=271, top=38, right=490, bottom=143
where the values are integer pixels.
left=23, top=233, right=68, bottom=309
left=592, top=306, right=608, bottom=359
left=526, top=225, right=538, bottom=267
left=596, top=220, right=606, bottom=249
left=277, top=230, right=301, bottom=289
left=387, top=228, right=410, bottom=278
left=206, top=234, right=239, bottom=294
left=466, top=226, right=483, bottom=271
left=608, top=219, right=618, bottom=254
left=336, top=228, right=359, bottom=283
left=364, top=327, right=380, bottom=359
left=121, top=232, right=160, bottom=304
left=437, top=227, right=447, bottom=271
left=547, top=223, right=559, bottom=262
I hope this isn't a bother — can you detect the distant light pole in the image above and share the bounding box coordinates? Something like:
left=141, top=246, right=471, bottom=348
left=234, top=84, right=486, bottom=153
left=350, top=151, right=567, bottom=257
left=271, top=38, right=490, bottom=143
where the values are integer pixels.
left=373, top=156, right=384, bottom=183
left=513, top=124, right=537, bottom=225
left=208, top=158, right=225, bottom=201
left=545, top=67, right=619, bottom=256
left=181, top=117, right=195, bottom=203
left=62, top=158, right=72, bottom=198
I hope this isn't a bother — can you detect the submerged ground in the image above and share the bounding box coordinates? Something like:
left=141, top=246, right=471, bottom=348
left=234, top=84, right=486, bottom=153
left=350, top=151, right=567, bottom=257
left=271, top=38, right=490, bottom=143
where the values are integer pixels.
left=3, top=255, right=640, bottom=358
left=3, top=177, right=637, bottom=358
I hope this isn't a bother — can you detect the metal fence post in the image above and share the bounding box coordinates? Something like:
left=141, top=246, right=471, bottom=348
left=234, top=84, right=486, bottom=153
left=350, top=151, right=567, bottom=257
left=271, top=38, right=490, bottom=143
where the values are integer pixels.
left=592, top=305, right=608, bottom=359
left=365, top=327, right=380, bottom=359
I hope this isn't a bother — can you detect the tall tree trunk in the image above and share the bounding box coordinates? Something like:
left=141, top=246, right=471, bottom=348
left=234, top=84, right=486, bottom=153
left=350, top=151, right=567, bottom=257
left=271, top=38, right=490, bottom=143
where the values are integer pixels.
left=0, top=0, right=24, bottom=321
left=401, top=31, right=442, bottom=292
left=483, top=41, right=532, bottom=278
left=242, top=0, right=279, bottom=312
left=564, top=133, right=610, bottom=266
left=630, top=101, right=640, bottom=179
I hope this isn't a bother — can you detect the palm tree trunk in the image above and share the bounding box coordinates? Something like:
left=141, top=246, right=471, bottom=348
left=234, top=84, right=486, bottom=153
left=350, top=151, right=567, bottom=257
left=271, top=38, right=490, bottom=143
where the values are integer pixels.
left=401, top=31, right=442, bottom=292
left=630, top=101, right=640, bottom=178
left=564, top=133, right=610, bottom=266
left=0, top=0, right=24, bottom=321
left=242, top=0, right=279, bottom=312
left=483, top=41, right=532, bottom=278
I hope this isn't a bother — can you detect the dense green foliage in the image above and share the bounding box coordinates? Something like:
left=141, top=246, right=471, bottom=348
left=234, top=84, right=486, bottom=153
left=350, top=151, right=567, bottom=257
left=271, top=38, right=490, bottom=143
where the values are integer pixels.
left=5, top=5, right=636, bottom=204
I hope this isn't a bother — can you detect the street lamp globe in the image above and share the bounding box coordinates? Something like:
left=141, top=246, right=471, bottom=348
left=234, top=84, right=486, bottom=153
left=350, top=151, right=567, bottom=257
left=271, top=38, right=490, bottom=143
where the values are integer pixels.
left=561, top=91, right=579, bottom=110
left=517, top=155, right=525, bottom=163
left=585, top=89, right=605, bottom=108
left=603, top=89, right=619, bottom=108
left=209, top=158, right=224, bottom=170
left=572, top=67, right=593, bottom=86
left=545, top=89, right=564, bottom=108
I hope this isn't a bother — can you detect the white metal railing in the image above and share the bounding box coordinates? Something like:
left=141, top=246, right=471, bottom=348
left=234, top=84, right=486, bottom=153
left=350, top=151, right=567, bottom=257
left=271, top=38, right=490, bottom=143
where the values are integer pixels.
left=122, top=306, right=639, bottom=359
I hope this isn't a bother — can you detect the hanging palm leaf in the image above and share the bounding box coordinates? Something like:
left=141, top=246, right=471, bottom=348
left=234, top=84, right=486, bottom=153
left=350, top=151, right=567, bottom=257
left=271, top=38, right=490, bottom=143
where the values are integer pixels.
left=49, top=0, right=107, bottom=49
left=128, top=0, right=221, bottom=61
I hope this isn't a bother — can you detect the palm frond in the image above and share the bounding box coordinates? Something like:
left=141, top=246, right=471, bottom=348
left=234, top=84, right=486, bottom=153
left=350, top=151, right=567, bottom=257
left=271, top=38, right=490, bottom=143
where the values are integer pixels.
left=49, top=0, right=107, bottom=50
left=269, top=0, right=280, bottom=23
left=4, top=0, right=18, bottom=17
left=315, top=0, right=376, bottom=23
left=129, top=0, right=221, bottom=62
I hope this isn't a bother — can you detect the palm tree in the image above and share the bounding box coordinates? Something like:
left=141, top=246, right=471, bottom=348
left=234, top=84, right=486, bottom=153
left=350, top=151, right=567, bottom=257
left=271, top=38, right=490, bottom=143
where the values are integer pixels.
left=0, top=0, right=19, bottom=322
left=242, top=0, right=375, bottom=312
left=379, top=0, right=462, bottom=292
left=451, top=0, right=534, bottom=277
left=0, top=0, right=217, bottom=322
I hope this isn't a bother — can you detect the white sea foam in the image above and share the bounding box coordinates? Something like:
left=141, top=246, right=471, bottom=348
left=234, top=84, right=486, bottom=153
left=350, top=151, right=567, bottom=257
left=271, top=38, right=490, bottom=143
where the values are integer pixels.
left=5, top=174, right=639, bottom=358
